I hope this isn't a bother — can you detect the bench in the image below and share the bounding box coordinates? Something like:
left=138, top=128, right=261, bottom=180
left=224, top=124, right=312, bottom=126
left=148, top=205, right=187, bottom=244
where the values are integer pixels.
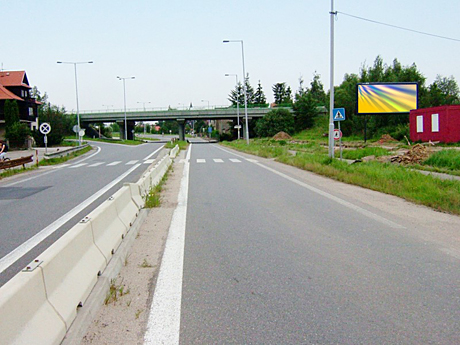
left=0, top=155, right=34, bottom=170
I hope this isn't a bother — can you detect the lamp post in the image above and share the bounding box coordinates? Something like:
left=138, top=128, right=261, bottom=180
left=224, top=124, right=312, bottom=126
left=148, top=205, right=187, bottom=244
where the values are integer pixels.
left=57, top=60, right=93, bottom=145
left=225, top=73, right=240, bottom=139
left=117, top=76, right=135, bottom=140
left=223, top=39, right=249, bottom=144
left=328, top=0, right=336, bottom=158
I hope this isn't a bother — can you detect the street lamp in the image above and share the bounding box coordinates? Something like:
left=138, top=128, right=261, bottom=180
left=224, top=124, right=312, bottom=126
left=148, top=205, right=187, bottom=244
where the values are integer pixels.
left=225, top=73, right=241, bottom=140
left=117, top=76, right=135, bottom=140
left=328, top=0, right=336, bottom=158
left=223, top=39, right=249, bottom=144
left=137, top=101, right=151, bottom=111
left=57, top=60, right=93, bottom=145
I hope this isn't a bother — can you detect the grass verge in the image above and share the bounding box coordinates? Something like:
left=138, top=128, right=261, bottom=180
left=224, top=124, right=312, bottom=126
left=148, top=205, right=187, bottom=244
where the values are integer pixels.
left=222, top=140, right=460, bottom=215
left=144, top=165, right=171, bottom=208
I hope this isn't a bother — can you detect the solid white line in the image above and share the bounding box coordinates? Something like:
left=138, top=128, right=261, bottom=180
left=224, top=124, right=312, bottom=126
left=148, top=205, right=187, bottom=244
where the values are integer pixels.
left=143, top=145, right=164, bottom=160
left=216, top=145, right=405, bottom=229
left=2, top=146, right=102, bottom=188
left=0, top=163, right=142, bottom=274
left=144, top=144, right=190, bottom=345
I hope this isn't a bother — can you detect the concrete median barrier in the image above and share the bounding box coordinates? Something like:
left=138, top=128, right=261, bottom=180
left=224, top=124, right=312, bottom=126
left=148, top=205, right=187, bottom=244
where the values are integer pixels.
left=0, top=267, right=66, bottom=345
left=39, top=221, right=107, bottom=330
left=125, top=182, right=144, bottom=209
left=0, top=144, right=178, bottom=344
left=113, top=186, right=139, bottom=229
left=88, top=197, right=128, bottom=262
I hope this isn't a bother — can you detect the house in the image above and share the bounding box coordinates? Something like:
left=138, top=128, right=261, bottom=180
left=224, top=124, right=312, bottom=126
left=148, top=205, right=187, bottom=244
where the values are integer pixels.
left=0, top=70, right=40, bottom=139
left=410, top=105, right=460, bottom=143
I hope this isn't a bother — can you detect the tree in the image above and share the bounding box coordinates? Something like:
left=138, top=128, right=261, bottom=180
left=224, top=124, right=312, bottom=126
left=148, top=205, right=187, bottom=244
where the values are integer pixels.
left=272, top=83, right=292, bottom=105
left=309, top=72, right=327, bottom=106
left=228, top=82, right=244, bottom=106
left=426, top=75, right=460, bottom=107
left=32, top=104, right=71, bottom=146
left=255, top=108, right=294, bottom=137
left=244, top=74, right=255, bottom=105
left=4, top=100, right=20, bottom=131
left=253, top=80, right=267, bottom=105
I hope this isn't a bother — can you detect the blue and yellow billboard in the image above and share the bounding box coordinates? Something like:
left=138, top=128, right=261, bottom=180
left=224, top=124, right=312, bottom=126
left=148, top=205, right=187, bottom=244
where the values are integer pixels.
left=356, top=83, right=418, bottom=115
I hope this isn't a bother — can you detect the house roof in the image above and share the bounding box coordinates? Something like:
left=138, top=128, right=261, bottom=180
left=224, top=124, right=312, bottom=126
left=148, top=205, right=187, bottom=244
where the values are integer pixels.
left=0, top=71, right=31, bottom=89
left=0, top=84, right=23, bottom=101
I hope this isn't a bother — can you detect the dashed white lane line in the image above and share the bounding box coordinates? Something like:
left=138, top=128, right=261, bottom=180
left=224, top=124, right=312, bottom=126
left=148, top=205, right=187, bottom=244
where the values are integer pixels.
left=144, top=144, right=191, bottom=345
left=213, top=158, right=224, bottom=163
left=144, top=159, right=155, bottom=164
left=197, top=159, right=206, bottom=163
left=229, top=158, right=241, bottom=163
left=126, top=160, right=139, bottom=165
left=107, top=161, right=121, bottom=166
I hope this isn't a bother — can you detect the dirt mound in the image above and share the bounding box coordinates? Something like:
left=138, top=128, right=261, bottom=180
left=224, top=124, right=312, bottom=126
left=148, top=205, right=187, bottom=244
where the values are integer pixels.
left=378, top=134, right=398, bottom=144
left=390, top=144, right=430, bottom=164
left=273, top=131, right=292, bottom=140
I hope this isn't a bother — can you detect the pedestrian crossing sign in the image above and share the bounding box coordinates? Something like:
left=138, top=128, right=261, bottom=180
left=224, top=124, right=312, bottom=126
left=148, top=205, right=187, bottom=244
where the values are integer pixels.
left=333, top=108, right=346, bottom=121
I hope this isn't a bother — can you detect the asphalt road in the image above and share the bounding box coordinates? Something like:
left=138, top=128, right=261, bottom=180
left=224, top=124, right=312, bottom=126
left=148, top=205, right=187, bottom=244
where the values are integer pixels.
left=176, top=143, right=460, bottom=344
left=0, top=141, right=165, bottom=286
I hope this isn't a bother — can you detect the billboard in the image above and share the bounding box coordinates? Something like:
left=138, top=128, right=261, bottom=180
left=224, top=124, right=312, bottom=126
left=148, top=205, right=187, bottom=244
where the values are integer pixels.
left=356, top=82, right=418, bottom=115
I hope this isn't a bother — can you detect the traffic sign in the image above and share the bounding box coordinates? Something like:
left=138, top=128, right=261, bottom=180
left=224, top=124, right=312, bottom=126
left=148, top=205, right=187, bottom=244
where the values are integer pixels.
left=333, top=129, right=342, bottom=140
left=39, top=122, right=51, bottom=135
left=333, top=108, right=346, bottom=121
left=72, top=125, right=80, bottom=133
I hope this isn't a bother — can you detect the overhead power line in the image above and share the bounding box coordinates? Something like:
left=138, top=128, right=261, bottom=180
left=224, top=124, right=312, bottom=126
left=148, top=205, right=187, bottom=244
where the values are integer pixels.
left=337, top=11, right=460, bottom=43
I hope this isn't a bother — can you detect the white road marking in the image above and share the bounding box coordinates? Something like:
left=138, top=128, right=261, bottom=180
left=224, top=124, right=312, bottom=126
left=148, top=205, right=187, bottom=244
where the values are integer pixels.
left=107, top=161, right=121, bottom=166
left=144, top=159, right=155, bottom=164
left=69, top=163, right=88, bottom=168
left=143, top=146, right=164, bottom=160
left=88, top=162, right=104, bottom=167
left=126, top=160, right=139, bottom=165
left=0, top=164, right=142, bottom=274
left=213, top=158, right=224, bottom=163
left=229, top=158, right=241, bottom=163
left=144, top=144, right=190, bottom=345
left=196, top=159, right=206, bottom=163
left=216, top=145, right=405, bottom=229
left=246, top=158, right=258, bottom=163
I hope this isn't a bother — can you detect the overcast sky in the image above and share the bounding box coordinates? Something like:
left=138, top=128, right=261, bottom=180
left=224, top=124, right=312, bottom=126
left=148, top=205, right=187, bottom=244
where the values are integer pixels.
left=2, top=0, right=459, bottom=112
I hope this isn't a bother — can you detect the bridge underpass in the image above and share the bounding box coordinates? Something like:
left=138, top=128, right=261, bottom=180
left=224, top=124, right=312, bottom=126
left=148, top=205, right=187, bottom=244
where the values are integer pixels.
left=80, top=107, right=293, bottom=141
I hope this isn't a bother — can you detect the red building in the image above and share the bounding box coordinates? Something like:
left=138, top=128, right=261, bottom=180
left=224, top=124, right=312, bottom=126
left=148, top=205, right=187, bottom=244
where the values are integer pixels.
left=410, top=105, right=460, bottom=143
left=0, top=71, right=40, bottom=139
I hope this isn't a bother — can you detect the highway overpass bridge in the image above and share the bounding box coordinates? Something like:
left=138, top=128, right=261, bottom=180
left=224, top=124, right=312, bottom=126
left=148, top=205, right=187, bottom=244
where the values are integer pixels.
left=80, top=106, right=293, bottom=140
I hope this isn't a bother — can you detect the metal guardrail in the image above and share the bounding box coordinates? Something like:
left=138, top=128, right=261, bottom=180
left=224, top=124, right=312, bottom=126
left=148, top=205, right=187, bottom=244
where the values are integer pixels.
left=44, top=144, right=90, bottom=159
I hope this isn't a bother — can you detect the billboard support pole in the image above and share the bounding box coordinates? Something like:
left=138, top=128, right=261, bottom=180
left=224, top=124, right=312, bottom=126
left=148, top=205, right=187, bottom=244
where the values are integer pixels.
left=364, top=115, right=367, bottom=143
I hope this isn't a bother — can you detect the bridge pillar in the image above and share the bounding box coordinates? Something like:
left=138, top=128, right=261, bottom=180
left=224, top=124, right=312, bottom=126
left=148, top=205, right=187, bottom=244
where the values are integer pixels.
left=118, top=121, right=135, bottom=140
left=177, top=119, right=186, bottom=141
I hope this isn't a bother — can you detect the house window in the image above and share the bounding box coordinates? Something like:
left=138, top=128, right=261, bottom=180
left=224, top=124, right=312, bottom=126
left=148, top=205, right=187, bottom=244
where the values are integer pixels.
left=416, top=115, right=424, bottom=133
left=431, top=113, right=439, bottom=132
left=29, top=107, right=34, bottom=116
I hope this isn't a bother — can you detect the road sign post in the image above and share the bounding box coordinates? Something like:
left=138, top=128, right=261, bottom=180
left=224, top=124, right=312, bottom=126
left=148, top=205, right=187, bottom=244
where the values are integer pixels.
left=333, top=108, right=345, bottom=160
left=40, top=122, right=51, bottom=154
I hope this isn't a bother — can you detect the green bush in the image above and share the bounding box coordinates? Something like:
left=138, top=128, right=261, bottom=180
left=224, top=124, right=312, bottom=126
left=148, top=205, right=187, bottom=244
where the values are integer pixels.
left=255, top=108, right=295, bottom=137
left=5, top=122, right=30, bottom=148
left=423, top=150, right=460, bottom=171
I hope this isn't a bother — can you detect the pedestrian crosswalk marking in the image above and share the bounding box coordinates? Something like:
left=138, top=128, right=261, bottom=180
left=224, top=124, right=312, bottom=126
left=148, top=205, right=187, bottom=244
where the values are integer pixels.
left=70, top=163, right=88, bottom=168
left=88, top=162, right=104, bottom=167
